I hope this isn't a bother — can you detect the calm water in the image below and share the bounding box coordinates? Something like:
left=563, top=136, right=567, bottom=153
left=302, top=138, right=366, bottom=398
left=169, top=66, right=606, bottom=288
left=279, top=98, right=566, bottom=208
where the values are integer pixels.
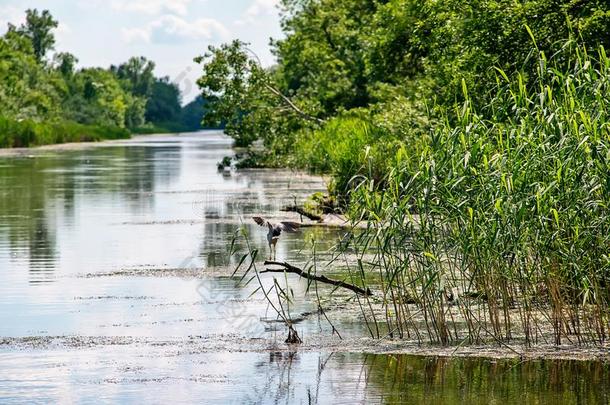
left=0, top=132, right=608, bottom=404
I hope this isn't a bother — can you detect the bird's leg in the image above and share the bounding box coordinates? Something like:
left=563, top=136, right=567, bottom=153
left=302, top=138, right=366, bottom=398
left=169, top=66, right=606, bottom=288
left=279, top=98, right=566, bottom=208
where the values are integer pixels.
left=268, top=243, right=272, bottom=260
left=271, top=239, right=278, bottom=260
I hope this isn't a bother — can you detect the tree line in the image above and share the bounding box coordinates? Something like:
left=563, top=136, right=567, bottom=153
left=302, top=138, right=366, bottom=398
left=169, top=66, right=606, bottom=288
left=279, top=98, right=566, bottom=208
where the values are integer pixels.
left=0, top=9, right=205, bottom=147
left=197, top=0, right=609, bottom=168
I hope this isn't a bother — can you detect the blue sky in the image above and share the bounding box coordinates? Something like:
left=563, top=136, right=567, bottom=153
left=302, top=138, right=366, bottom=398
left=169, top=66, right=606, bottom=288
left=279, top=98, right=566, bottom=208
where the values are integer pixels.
left=0, top=0, right=282, bottom=102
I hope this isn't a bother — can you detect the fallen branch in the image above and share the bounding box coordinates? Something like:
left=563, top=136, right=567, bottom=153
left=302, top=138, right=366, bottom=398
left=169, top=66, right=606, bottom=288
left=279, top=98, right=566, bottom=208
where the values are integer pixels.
left=262, top=261, right=372, bottom=296
left=244, top=47, right=324, bottom=125
left=280, top=205, right=322, bottom=221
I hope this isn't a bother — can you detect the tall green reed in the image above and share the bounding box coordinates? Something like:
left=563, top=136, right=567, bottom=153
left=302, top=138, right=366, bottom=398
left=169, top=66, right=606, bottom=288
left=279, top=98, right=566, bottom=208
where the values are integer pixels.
left=345, top=40, right=610, bottom=346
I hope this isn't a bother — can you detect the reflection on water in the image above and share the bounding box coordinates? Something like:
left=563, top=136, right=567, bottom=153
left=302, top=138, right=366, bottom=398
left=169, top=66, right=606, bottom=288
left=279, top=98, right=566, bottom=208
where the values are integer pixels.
left=362, top=354, right=610, bottom=404
left=1, top=347, right=607, bottom=404
left=0, top=132, right=327, bottom=339
left=0, top=132, right=608, bottom=404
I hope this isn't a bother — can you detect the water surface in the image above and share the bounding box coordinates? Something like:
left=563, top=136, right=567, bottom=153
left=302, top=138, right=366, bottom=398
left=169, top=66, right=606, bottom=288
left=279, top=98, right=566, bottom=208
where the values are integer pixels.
left=0, top=132, right=608, bottom=404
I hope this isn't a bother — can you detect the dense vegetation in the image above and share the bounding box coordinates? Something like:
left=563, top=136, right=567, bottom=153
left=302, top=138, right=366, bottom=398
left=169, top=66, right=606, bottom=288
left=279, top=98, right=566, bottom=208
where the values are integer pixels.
left=0, top=9, right=204, bottom=148
left=198, top=0, right=610, bottom=346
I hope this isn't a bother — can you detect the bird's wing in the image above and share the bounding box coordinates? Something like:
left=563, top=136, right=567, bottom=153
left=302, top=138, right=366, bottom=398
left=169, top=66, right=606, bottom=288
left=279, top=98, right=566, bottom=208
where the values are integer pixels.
left=252, top=216, right=268, bottom=227
left=278, top=221, right=300, bottom=233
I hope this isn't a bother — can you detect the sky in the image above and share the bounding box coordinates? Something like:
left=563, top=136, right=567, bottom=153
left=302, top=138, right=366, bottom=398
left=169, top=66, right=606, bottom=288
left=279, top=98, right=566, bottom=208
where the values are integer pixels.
left=0, top=0, right=283, bottom=102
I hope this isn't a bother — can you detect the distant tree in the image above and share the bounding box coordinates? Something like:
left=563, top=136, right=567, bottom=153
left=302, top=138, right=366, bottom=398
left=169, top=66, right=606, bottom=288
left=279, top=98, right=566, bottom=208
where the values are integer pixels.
left=0, top=26, right=62, bottom=119
left=145, top=77, right=181, bottom=123
left=10, top=9, right=58, bottom=62
left=54, top=52, right=78, bottom=76
left=125, top=97, right=147, bottom=128
left=112, top=56, right=155, bottom=97
left=180, top=95, right=208, bottom=130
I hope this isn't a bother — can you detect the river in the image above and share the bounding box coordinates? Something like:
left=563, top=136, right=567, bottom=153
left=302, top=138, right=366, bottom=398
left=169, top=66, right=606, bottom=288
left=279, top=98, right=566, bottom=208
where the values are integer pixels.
left=0, top=132, right=608, bottom=404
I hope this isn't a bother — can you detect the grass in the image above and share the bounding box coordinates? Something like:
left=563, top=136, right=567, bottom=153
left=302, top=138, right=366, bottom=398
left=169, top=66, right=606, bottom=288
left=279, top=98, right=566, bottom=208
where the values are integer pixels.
left=0, top=116, right=130, bottom=148
left=293, top=113, right=402, bottom=203
left=129, top=121, right=191, bottom=135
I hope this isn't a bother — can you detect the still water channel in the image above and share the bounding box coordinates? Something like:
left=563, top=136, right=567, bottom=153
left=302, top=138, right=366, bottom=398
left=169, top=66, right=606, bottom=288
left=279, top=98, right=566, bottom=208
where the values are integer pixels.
left=0, top=132, right=608, bottom=404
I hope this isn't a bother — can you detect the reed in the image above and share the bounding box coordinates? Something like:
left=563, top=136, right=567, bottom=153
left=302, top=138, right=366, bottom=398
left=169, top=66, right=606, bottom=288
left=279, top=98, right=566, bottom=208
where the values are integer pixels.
left=231, top=39, right=610, bottom=348
left=340, top=40, right=610, bottom=346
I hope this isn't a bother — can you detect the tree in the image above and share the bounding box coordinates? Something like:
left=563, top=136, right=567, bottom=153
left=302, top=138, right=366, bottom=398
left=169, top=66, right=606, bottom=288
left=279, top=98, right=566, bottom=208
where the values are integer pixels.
left=0, top=28, right=62, bottom=120
left=195, top=40, right=321, bottom=148
left=145, top=77, right=182, bottom=123
left=112, top=56, right=156, bottom=97
left=180, top=96, right=208, bottom=130
left=54, top=52, right=78, bottom=77
left=11, top=9, right=58, bottom=62
left=197, top=0, right=610, bottom=154
left=0, top=8, right=196, bottom=136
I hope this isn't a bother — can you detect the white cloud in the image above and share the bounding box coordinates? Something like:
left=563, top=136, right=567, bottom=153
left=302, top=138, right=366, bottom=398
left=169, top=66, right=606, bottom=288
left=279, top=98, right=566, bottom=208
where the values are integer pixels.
left=122, top=15, right=229, bottom=44
left=110, top=0, right=194, bottom=16
left=245, top=0, right=279, bottom=18
left=121, top=27, right=151, bottom=44
left=235, top=0, right=279, bottom=25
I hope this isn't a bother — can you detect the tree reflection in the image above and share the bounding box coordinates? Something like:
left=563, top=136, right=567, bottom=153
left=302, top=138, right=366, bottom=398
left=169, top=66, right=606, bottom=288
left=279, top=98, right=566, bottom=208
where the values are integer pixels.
left=0, top=141, right=181, bottom=280
left=361, top=354, right=610, bottom=404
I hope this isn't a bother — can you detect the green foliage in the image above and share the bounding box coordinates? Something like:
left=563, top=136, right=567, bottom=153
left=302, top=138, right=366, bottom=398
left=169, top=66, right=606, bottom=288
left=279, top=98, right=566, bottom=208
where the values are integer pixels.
left=53, top=52, right=78, bottom=77
left=198, top=0, right=610, bottom=160
left=275, top=0, right=376, bottom=114
left=9, top=8, right=58, bottom=62
left=0, top=8, right=203, bottom=148
left=145, top=77, right=182, bottom=123
left=63, top=68, right=132, bottom=127
left=0, top=116, right=129, bottom=148
left=294, top=114, right=398, bottom=197
left=195, top=40, right=319, bottom=149
left=112, top=56, right=155, bottom=98
left=179, top=95, right=208, bottom=131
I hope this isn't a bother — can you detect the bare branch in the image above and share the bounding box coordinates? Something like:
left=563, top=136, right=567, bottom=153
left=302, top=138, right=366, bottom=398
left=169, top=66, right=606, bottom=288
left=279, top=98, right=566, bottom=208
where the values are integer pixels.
left=262, top=261, right=372, bottom=296
left=244, top=46, right=325, bottom=125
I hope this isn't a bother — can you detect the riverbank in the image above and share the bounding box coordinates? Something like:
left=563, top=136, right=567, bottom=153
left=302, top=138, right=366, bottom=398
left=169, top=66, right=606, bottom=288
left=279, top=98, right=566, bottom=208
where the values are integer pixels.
left=0, top=131, right=179, bottom=157
left=0, top=117, right=131, bottom=149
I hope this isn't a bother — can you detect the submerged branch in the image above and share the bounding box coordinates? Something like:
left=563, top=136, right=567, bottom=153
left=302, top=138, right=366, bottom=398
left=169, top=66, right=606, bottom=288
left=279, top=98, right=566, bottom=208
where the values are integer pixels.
left=262, top=261, right=372, bottom=296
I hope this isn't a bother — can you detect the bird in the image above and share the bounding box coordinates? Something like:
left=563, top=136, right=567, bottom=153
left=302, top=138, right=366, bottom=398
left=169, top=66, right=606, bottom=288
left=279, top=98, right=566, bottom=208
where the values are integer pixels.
left=252, top=216, right=300, bottom=260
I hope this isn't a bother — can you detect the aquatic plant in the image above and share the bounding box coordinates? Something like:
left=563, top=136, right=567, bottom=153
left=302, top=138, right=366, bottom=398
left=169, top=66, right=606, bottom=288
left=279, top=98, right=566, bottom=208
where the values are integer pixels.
left=343, top=39, right=610, bottom=346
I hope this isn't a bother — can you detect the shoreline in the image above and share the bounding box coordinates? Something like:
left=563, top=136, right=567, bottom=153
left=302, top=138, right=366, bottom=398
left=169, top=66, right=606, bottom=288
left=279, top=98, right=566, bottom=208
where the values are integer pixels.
left=0, top=131, right=202, bottom=157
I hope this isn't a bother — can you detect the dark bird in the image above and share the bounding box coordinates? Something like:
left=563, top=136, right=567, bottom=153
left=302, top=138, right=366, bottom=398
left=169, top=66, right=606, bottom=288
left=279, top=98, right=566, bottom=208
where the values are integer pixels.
left=252, top=216, right=300, bottom=260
